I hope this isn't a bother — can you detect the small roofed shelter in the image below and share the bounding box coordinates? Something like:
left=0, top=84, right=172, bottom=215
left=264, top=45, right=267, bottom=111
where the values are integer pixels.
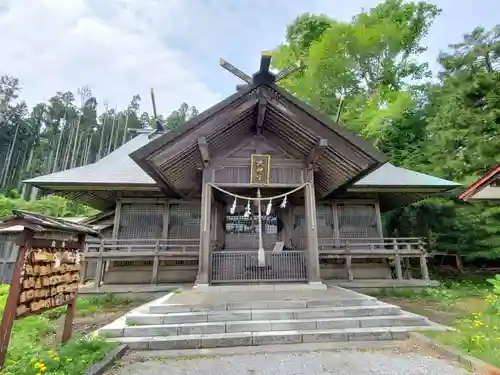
left=24, top=54, right=460, bottom=288
left=459, top=165, right=500, bottom=201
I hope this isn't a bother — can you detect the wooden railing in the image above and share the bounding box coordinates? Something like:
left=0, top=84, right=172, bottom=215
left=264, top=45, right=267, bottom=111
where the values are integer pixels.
left=317, top=237, right=429, bottom=282
left=84, top=238, right=199, bottom=259
left=82, top=237, right=430, bottom=286
left=82, top=238, right=200, bottom=286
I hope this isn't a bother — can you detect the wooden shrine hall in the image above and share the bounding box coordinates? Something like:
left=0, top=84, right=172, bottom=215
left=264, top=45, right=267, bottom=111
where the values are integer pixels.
left=24, top=53, right=460, bottom=287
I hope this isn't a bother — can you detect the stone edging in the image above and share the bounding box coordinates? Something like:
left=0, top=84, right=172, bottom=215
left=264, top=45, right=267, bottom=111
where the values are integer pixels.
left=84, top=344, right=128, bottom=375
left=409, top=333, right=500, bottom=375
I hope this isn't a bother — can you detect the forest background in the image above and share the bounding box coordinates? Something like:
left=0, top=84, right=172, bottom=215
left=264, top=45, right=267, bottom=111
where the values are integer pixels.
left=1, top=0, right=500, bottom=260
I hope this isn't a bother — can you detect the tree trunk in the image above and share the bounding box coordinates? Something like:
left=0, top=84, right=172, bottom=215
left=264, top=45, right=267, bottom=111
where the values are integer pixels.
left=106, top=112, right=117, bottom=156
left=21, top=146, right=35, bottom=200
left=0, top=122, right=21, bottom=188
left=52, top=126, right=64, bottom=173
left=121, top=112, right=129, bottom=146
left=70, top=114, right=82, bottom=168
left=97, top=113, right=108, bottom=161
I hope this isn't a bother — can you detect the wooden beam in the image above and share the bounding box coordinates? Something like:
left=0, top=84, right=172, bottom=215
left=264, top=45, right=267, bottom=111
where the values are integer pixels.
left=197, top=136, right=210, bottom=167
left=256, top=98, right=267, bottom=135
left=305, top=138, right=328, bottom=167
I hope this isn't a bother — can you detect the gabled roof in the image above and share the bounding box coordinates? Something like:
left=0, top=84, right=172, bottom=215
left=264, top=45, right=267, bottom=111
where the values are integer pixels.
left=23, top=124, right=459, bottom=209
left=353, top=163, right=461, bottom=189
left=131, top=83, right=388, bottom=198
left=24, top=133, right=159, bottom=187
left=459, top=165, right=500, bottom=201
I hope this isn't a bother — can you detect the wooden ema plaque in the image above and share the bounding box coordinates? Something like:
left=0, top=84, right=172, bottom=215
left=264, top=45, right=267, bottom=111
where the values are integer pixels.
left=0, top=234, right=85, bottom=369
left=17, top=246, right=82, bottom=318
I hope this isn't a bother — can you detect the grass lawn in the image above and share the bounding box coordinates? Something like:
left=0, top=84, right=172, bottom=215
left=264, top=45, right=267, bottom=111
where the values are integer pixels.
left=0, top=285, right=142, bottom=375
left=373, top=276, right=500, bottom=368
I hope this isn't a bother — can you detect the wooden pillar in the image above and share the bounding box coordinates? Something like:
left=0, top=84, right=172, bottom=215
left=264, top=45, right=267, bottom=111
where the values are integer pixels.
left=345, top=242, right=353, bottom=281
left=393, top=238, right=403, bottom=280
left=197, top=177, right=212, bottom=285
left=0, top=230, right=33, bottom=369
left=151, top=239, right=160, bottom=285
left=404, top=257, right=413, bottom=279
left=304, top=170, right=320, bottom=283
left=62, top=234, right=85, bottom=343
left=374, top=202, right=383, bottom=238
left=419, top=240, right=430, bottom=281
left=94, top=241, right=105, bottom=288
left=332, top=203, right=340, bottom=247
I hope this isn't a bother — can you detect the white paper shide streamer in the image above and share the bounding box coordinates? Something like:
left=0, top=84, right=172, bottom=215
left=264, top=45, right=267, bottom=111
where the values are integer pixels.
left=230, top=197, right=237, bottom=214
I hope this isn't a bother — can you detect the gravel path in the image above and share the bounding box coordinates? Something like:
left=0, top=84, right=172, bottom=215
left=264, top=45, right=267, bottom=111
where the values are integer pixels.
left=111, top=350, right=470, bottom=375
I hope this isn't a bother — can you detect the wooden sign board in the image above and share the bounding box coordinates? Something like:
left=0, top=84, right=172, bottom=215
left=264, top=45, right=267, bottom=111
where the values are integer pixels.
left=17, top=245, right=82, bottom=317
left=0, top=234, right=85, bottom=369
left=250, top=154, right=271, bottom=185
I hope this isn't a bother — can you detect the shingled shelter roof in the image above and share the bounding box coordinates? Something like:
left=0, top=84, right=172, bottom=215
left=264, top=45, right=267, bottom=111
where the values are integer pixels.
left=0, top=210, right=100, bottom=237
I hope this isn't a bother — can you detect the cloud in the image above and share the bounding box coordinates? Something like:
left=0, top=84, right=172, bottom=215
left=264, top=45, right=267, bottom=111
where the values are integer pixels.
left=0, top=0, right=222, bottom=114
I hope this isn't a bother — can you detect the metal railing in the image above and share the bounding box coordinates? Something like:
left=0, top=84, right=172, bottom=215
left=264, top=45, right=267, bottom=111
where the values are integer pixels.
left=210, top=250, right=307, bottom=284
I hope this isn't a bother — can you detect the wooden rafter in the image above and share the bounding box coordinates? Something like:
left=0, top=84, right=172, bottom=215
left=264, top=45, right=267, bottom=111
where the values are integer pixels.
left=256, top=98, right=267, bottom=135
left=197, top=136, right=210, bottom=168
left=306, top=138, right=328, bottom=167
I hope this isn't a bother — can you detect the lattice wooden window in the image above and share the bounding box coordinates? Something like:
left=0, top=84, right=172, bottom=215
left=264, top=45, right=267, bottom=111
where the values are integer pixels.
left=316, top=205, right=334, bottom=239
left=337, top=204, right=379, bottom=239
left=168, top=204, right=201, bottom=239
left=118, top=203, right=164, bottom=239
left=293, top=205, right=333, bottom=239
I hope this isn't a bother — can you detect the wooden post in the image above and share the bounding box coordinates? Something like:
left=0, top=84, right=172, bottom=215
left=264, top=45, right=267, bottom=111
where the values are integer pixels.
left=404, top=257, right=413, bottom=279
left=0, top=230, right=32, bottom=369
left=94, top=240, right=105, bottom=288
left=345, top=242, right=353, bottom=281
left=151, top=239, right=160, bottom=285
left=304, top=177, right=320, bottom=283
left=419, top=239, right=430, bottom=281
left=256, top=188, right=265, bottom=267
left=393, top=238, right=403, bottom=280
left=61, top=299, right=76, bottom=343
left=374, top=202, right=383, bottom=238
left=61, top=233, right=85, bottom=343
left=197, top=178, right=212, bottom=285
left=332, top=203, right=340, bottom=247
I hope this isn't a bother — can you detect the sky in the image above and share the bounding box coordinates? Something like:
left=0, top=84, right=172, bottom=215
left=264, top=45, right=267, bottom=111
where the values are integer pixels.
left=0, top=0, right=499, bottom=115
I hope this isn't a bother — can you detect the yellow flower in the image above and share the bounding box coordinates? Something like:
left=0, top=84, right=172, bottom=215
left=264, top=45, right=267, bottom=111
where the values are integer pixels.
left=36, top=373, right=41, bottom=375
left=53, top=356, right=60, bottom=361
left=40, top=366, right=47, bottom=372
left=47, top=350, right=52, bottom=354
left=66, top=358, right=73, bottom=362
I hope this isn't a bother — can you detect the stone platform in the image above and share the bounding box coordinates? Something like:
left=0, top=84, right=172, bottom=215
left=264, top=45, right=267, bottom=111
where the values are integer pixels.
left=98, top=285, right=448, bottom=350
left=81, top=279, right=439, bottom=296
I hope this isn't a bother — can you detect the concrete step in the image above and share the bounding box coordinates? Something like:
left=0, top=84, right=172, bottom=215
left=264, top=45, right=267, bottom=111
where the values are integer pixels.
left=149, top=297, right=379, bottom=313
left=108, top=325, right=446, bottom=350
left=127, top=305, right=401, bottom=325
left=102, top=314, right=429, bottom=338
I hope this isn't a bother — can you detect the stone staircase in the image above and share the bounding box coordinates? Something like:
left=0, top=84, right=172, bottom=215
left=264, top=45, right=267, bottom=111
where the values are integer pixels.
left=98, top=285, right=447, bottom=350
